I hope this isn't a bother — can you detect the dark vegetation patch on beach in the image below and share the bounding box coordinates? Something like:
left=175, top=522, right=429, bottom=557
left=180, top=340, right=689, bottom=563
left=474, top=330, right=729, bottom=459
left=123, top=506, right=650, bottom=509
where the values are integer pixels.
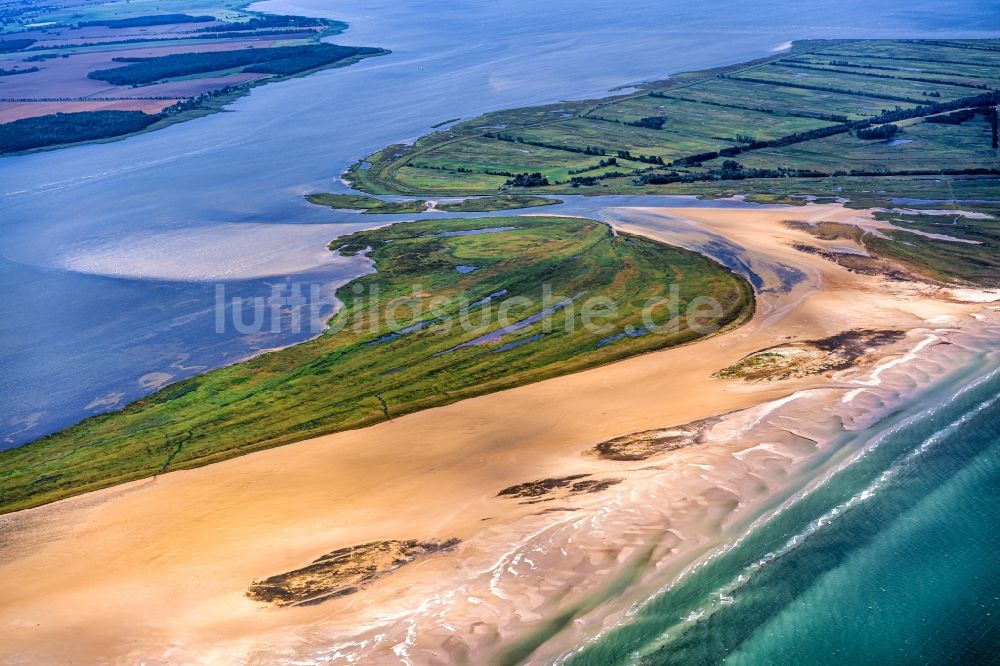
left=586, top=417, right=722, bottom=461
left=788, top=212, right=1000, bottom=287
left=0, top=216, right=752, bottom=514
left=715, top=329, right=906, bottom=381
left=784, top=220, right=864, bottom=243
left=497, top=474, right=623, bottom=504
left=791, top=242, right=916, bottom=281
left=0, top=38, right=35, bottom=52
left=247, top=539, right=460, bottom=607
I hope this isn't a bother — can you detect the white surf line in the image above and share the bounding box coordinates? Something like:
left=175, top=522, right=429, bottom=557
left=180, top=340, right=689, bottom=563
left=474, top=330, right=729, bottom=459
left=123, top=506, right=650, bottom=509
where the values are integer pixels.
left=559, top=358, right=1000, bottom=663
left=841, top=333, right=939, bottom=403
left=623, top=380, right=1000, bottom=662
left=552, top=389, right=823, bottom=663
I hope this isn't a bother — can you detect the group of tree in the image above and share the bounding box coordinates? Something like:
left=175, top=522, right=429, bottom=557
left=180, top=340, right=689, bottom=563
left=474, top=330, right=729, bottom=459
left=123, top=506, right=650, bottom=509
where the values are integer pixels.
left=925, top=105, right=999, bottom=147
left=615, top=149, right=665, bottom=165
left=671, top=150, right=720, bottom=166
left=486, top=132, right=593, bottom=156
left=651, top=90, right=849, bottom=123
left=0, top=66, right=38, bottom=76
left=626, top=116, right=666, bottom=129
left=89, top=44, right=377, bottom=85
left=77, top=14, right=213, bottom=29
left=194, top=14, right=335, bottom=33
left=855, top=124, right=899, bottom=140
left=634, top=164, right=827, bottom=186
left=990, top=107, right=1000, bottom=149
left=0, top=38, right=35, bottom=53
left=504, top=173, right=549, bottom=188
left=0, top=111, right=159, bottom=154
left=925, top=108, right=980, bottom=124
left=570, top=170, right=629, bottom=186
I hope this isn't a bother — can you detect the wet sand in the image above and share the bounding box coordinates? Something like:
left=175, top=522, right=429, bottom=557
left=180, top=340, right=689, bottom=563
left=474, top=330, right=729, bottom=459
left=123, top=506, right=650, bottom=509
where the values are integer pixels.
left=0, top=204, right=996, bottom=664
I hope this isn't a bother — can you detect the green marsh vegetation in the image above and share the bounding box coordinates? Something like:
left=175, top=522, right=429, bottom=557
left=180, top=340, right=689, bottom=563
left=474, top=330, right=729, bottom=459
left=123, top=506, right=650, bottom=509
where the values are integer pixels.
left=306, top=193, right=431, bottom=214
left=305, top=193, right=560, bottom=213
left=0, top=216, right=752, bottom=513
left=435, top=195, right=560, bottom=212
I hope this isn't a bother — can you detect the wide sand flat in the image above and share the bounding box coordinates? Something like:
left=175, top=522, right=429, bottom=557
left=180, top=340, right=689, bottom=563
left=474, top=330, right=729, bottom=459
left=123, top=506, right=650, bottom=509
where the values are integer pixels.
left=0, top=204, right=991, bottom=664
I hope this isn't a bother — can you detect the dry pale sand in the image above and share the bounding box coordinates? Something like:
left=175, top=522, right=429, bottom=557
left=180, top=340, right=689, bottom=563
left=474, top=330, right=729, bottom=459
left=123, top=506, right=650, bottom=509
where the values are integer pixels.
left=0, top=204, right=993, bottom=664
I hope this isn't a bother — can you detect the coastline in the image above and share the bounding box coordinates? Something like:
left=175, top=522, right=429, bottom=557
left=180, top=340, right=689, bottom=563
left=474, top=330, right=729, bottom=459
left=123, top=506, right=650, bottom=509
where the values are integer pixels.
left=0, top=203, right=995, bottom=662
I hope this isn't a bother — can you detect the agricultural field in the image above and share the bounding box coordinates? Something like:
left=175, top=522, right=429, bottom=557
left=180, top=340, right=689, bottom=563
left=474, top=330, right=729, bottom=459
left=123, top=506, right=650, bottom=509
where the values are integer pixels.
left=350, top=39, right=999, bottom=288
left=0, top=216, right=752, bottom=513
left=0, top=0, right=385, bottom=152
left=351, top=39, right=1000, bottom=198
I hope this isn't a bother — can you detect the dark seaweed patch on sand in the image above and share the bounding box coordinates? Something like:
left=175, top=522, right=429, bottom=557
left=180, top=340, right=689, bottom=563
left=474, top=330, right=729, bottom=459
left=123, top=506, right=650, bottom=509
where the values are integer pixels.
left=716, top=329, right=906, bottom=382
left=586, top=416, right=722, bottom=461
left=247, top=538, right=460, bottom=607
left=497, top=474, right=623, bottom=503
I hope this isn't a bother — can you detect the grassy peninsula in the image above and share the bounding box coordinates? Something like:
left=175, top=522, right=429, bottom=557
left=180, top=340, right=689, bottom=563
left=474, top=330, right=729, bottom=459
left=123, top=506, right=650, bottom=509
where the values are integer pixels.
left=0, top=216, right=752, bottom=513
left=0, top=1, right=387, bottom=155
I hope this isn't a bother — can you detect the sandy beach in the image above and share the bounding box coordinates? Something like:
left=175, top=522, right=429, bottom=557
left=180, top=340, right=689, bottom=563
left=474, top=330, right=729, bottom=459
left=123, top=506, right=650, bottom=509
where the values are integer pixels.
left=0, top=204, right=996, bottom=664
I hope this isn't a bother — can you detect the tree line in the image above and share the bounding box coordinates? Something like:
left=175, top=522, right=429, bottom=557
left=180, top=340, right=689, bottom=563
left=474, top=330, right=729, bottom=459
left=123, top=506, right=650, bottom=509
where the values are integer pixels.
left=77, top=14, right=213, bottom=28
left=775, top=61, right=994, bottom=91
left=89, top=44, right=377, bottom=85
left=194, top=14, right=336, bottom=32
left=0, top=111, right=159, bottom=154
left=721, top=74, right=931, bottom=105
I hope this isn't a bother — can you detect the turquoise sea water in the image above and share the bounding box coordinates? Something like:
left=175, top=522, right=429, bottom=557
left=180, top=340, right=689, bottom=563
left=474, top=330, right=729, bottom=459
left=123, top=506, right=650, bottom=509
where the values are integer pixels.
left=566, top=356, right=1000, bottom=665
